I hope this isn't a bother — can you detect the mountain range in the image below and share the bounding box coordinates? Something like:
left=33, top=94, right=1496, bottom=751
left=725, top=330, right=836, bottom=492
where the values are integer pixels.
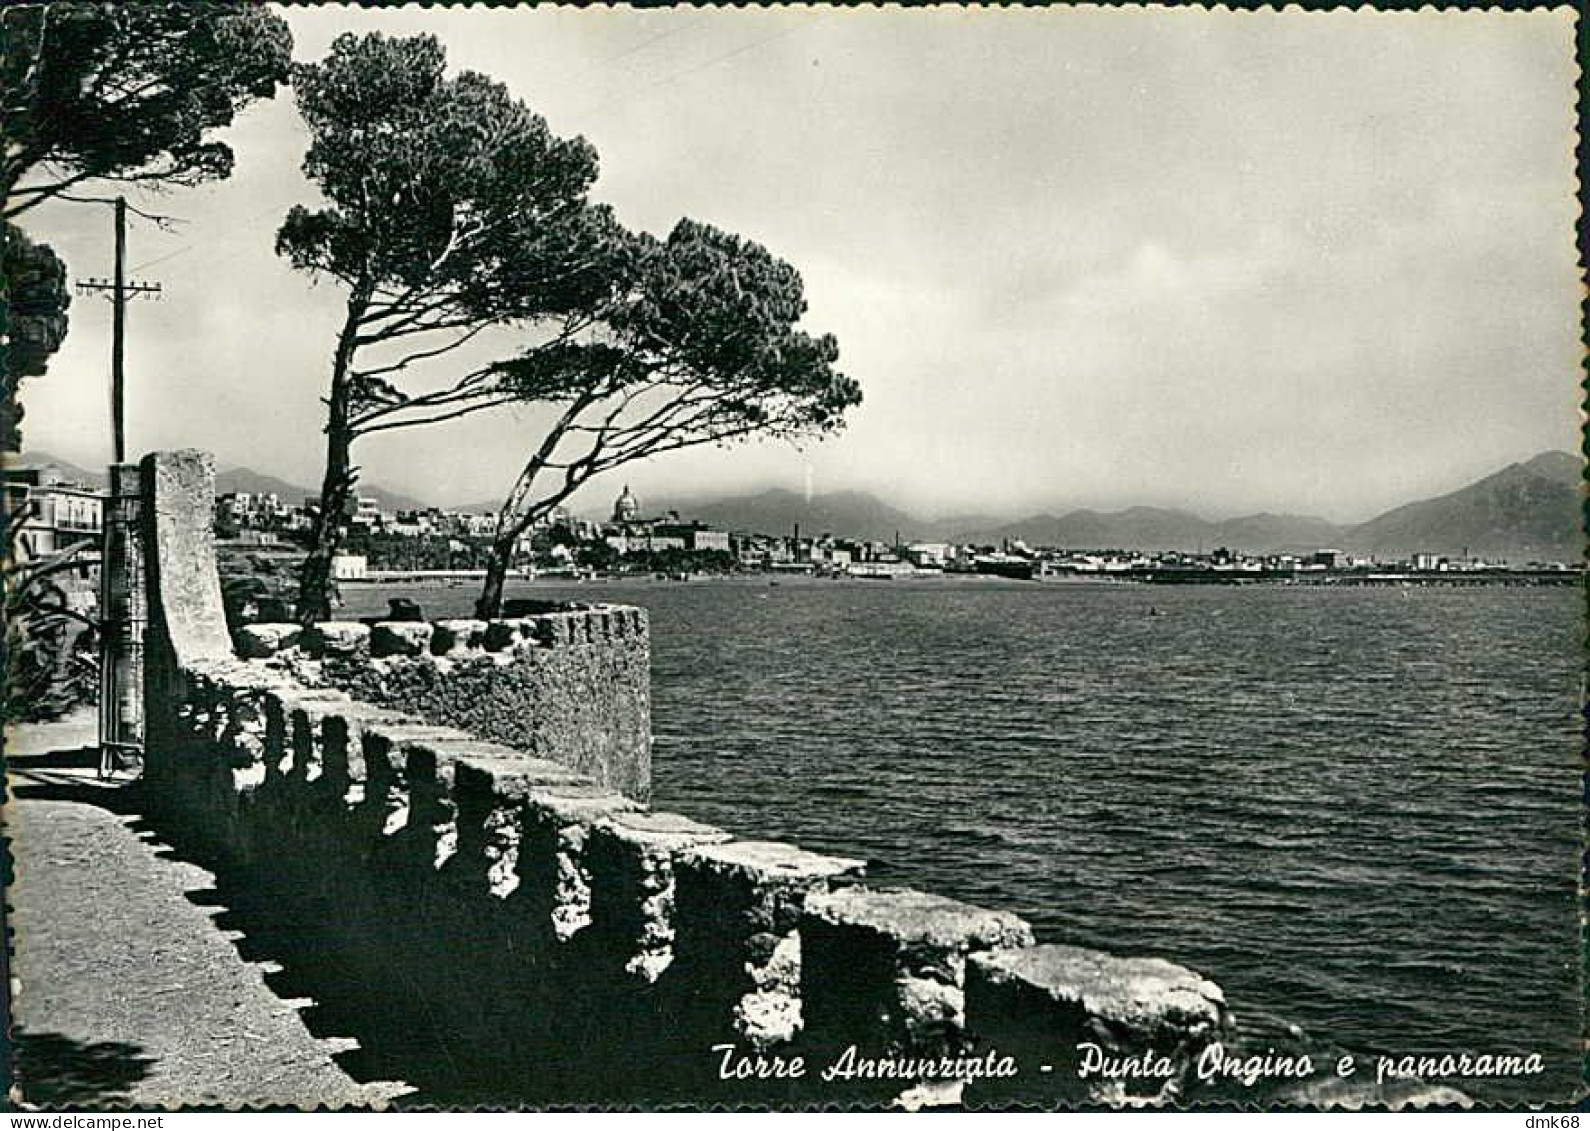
left=660, top=451, right=1583, bottom=559
left=12, top=449, right=1582, bottom=559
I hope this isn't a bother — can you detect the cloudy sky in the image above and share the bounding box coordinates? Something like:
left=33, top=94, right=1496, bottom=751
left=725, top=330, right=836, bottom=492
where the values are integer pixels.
left=18, top=5, right=1580, bottom=522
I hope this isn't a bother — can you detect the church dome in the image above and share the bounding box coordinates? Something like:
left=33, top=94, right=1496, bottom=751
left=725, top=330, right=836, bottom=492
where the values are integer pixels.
left=613, top=485, right=640, bottom=523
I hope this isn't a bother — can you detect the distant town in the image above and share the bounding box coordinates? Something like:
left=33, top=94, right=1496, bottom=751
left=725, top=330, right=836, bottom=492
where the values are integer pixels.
left=212, top=481, right=1580, bottom=587
left=11, top=462, right=1580, bottom=595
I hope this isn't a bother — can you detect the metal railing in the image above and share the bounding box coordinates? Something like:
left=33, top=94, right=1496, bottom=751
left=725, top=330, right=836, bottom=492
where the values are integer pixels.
left=98, top=463, right=144, bottom=777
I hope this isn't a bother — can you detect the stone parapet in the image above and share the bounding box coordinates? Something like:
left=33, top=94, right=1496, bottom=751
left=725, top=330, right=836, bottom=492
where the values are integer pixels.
left=963, top=944, right=1231, bottom=1106
left=236, top=602, right=651, bottom=803
left=675, top=841, right=867, bottom=1048
left=585, top=811, right=734, bottom=984
left=796, top=886, right=1035, bottom=1104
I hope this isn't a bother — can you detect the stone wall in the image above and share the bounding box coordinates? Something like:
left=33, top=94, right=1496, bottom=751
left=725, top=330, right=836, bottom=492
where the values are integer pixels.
left=136, top=450, right=1457, bottom=1109
left=234, top=605, right=651, bottom=804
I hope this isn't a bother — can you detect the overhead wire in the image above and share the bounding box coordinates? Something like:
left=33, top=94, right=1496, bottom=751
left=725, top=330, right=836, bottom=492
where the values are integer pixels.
left=554, top=13, right=710, bottom=88
left=577, top=16, right=818, bottom=118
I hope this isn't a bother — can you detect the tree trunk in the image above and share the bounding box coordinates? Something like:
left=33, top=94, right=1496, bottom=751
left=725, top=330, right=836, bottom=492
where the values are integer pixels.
left=297, top=288, right=369, bottom=625
left=473, top=412, right=594, bottom=619
left=296, top=418, right=354, bottom=625
left=474, top=534, right=515, bottom=620
left=475, top=462, right=541, bottom=620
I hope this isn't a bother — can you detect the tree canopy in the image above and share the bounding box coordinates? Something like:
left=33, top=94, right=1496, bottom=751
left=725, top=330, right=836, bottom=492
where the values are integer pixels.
left=0, top=222, right=70, bottom=449
left=2, top=223, right=68, bottom=380
left=474, top=217, right=861, bottom=616
left=2, top=3, right=292, bottom=217
left=496, top=218, right=857, bottom=477
left=277, top=32, right=624, bottom=622
left=278, top=32, right=612, bottom=310
left=278, top=31, right=861, bottom=623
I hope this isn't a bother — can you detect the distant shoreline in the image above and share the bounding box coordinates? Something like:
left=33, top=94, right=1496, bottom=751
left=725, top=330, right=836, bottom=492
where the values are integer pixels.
left=338, top=568, right=1580, bottom=591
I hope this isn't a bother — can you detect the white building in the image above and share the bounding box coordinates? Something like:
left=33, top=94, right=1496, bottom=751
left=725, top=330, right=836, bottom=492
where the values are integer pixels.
left=905, top=542, right=950, bottom=568
left=331, top=554, right=368, bottom=581
left=5, top=464, right=102, bottom=561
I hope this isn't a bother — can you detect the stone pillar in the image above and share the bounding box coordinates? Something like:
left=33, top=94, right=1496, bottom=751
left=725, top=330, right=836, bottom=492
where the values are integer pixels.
left=255, top=685, right=330, bottom=856
left=583, top=811, right=734, bottom=985
left=139, top=450, right=232, bottom=806
left=513, top=786, right=645, bottom=952
left=288, top=697, right=356, bottom=801
left=538, top=810, right=730, bottom=1099
left=448, top=752, right=597, bottom=900
left=261, top=687, right=349, bottom=800
left=358, top=721, right=479, bottom=877
left=799, top=886, right=1033, bottom=1106
left=442, top=759, right=641, bottom=1083
left=166, top=656, right=293, bottom=862
left=963, top=944, right=1232, bottom=1108
left=673, top=840, right=866, bottom=1049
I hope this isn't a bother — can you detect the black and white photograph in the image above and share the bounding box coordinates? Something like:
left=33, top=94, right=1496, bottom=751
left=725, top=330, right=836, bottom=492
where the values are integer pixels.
left=2, top=1, right=1583, bottom=1113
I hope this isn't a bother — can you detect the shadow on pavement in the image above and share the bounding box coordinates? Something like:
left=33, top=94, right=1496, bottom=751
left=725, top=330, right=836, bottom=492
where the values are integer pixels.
left=4, top=745, right=103, bottom=772
left=7, top=771, right=452, bottom=1105
left=10, top=1029, right=155, bottom=1108
left=7, top=772, right=142, bottom=815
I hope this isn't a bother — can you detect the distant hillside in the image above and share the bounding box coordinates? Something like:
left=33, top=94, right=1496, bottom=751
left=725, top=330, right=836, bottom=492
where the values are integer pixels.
left=214, top=466, right=319, bottom=503
left=12, top=452, right=427, bottom=514
left=1216, top=512, right=1348, bottom=552
left=662, top=493, right=1345, bottom=553
left=953, top=453, right=1581, bottom=557
left=668, top=488, right=935, bottom=542
left=11, top=450, right=105, bottom=487
left=214, top=468, right=427, bottom=514
left=956, top=507, right=1346, bottom=552
left=638, top=452, right=1582, bottom=559
left=1347, top=451, right=1581, bottom=560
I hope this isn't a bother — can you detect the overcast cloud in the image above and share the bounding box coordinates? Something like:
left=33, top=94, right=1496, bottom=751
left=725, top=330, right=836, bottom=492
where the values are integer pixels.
left=16, top=5, right=1580, bottom=522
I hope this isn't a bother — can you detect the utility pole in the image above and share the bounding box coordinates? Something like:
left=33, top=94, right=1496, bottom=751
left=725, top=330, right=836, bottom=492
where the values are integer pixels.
left=113, top=194, right=125, bottom=462
left=75, top=195, right=161, bottom=775
left=76, top=196, right=162, bottom=461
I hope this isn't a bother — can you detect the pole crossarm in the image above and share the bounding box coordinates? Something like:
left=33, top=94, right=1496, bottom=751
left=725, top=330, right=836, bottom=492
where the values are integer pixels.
left=75, top=277, right=161, bottom=299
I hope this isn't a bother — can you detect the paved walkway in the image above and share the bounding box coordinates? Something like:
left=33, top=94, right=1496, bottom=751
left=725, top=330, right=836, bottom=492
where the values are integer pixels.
left=5, top=713, right=410, bottom=1109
